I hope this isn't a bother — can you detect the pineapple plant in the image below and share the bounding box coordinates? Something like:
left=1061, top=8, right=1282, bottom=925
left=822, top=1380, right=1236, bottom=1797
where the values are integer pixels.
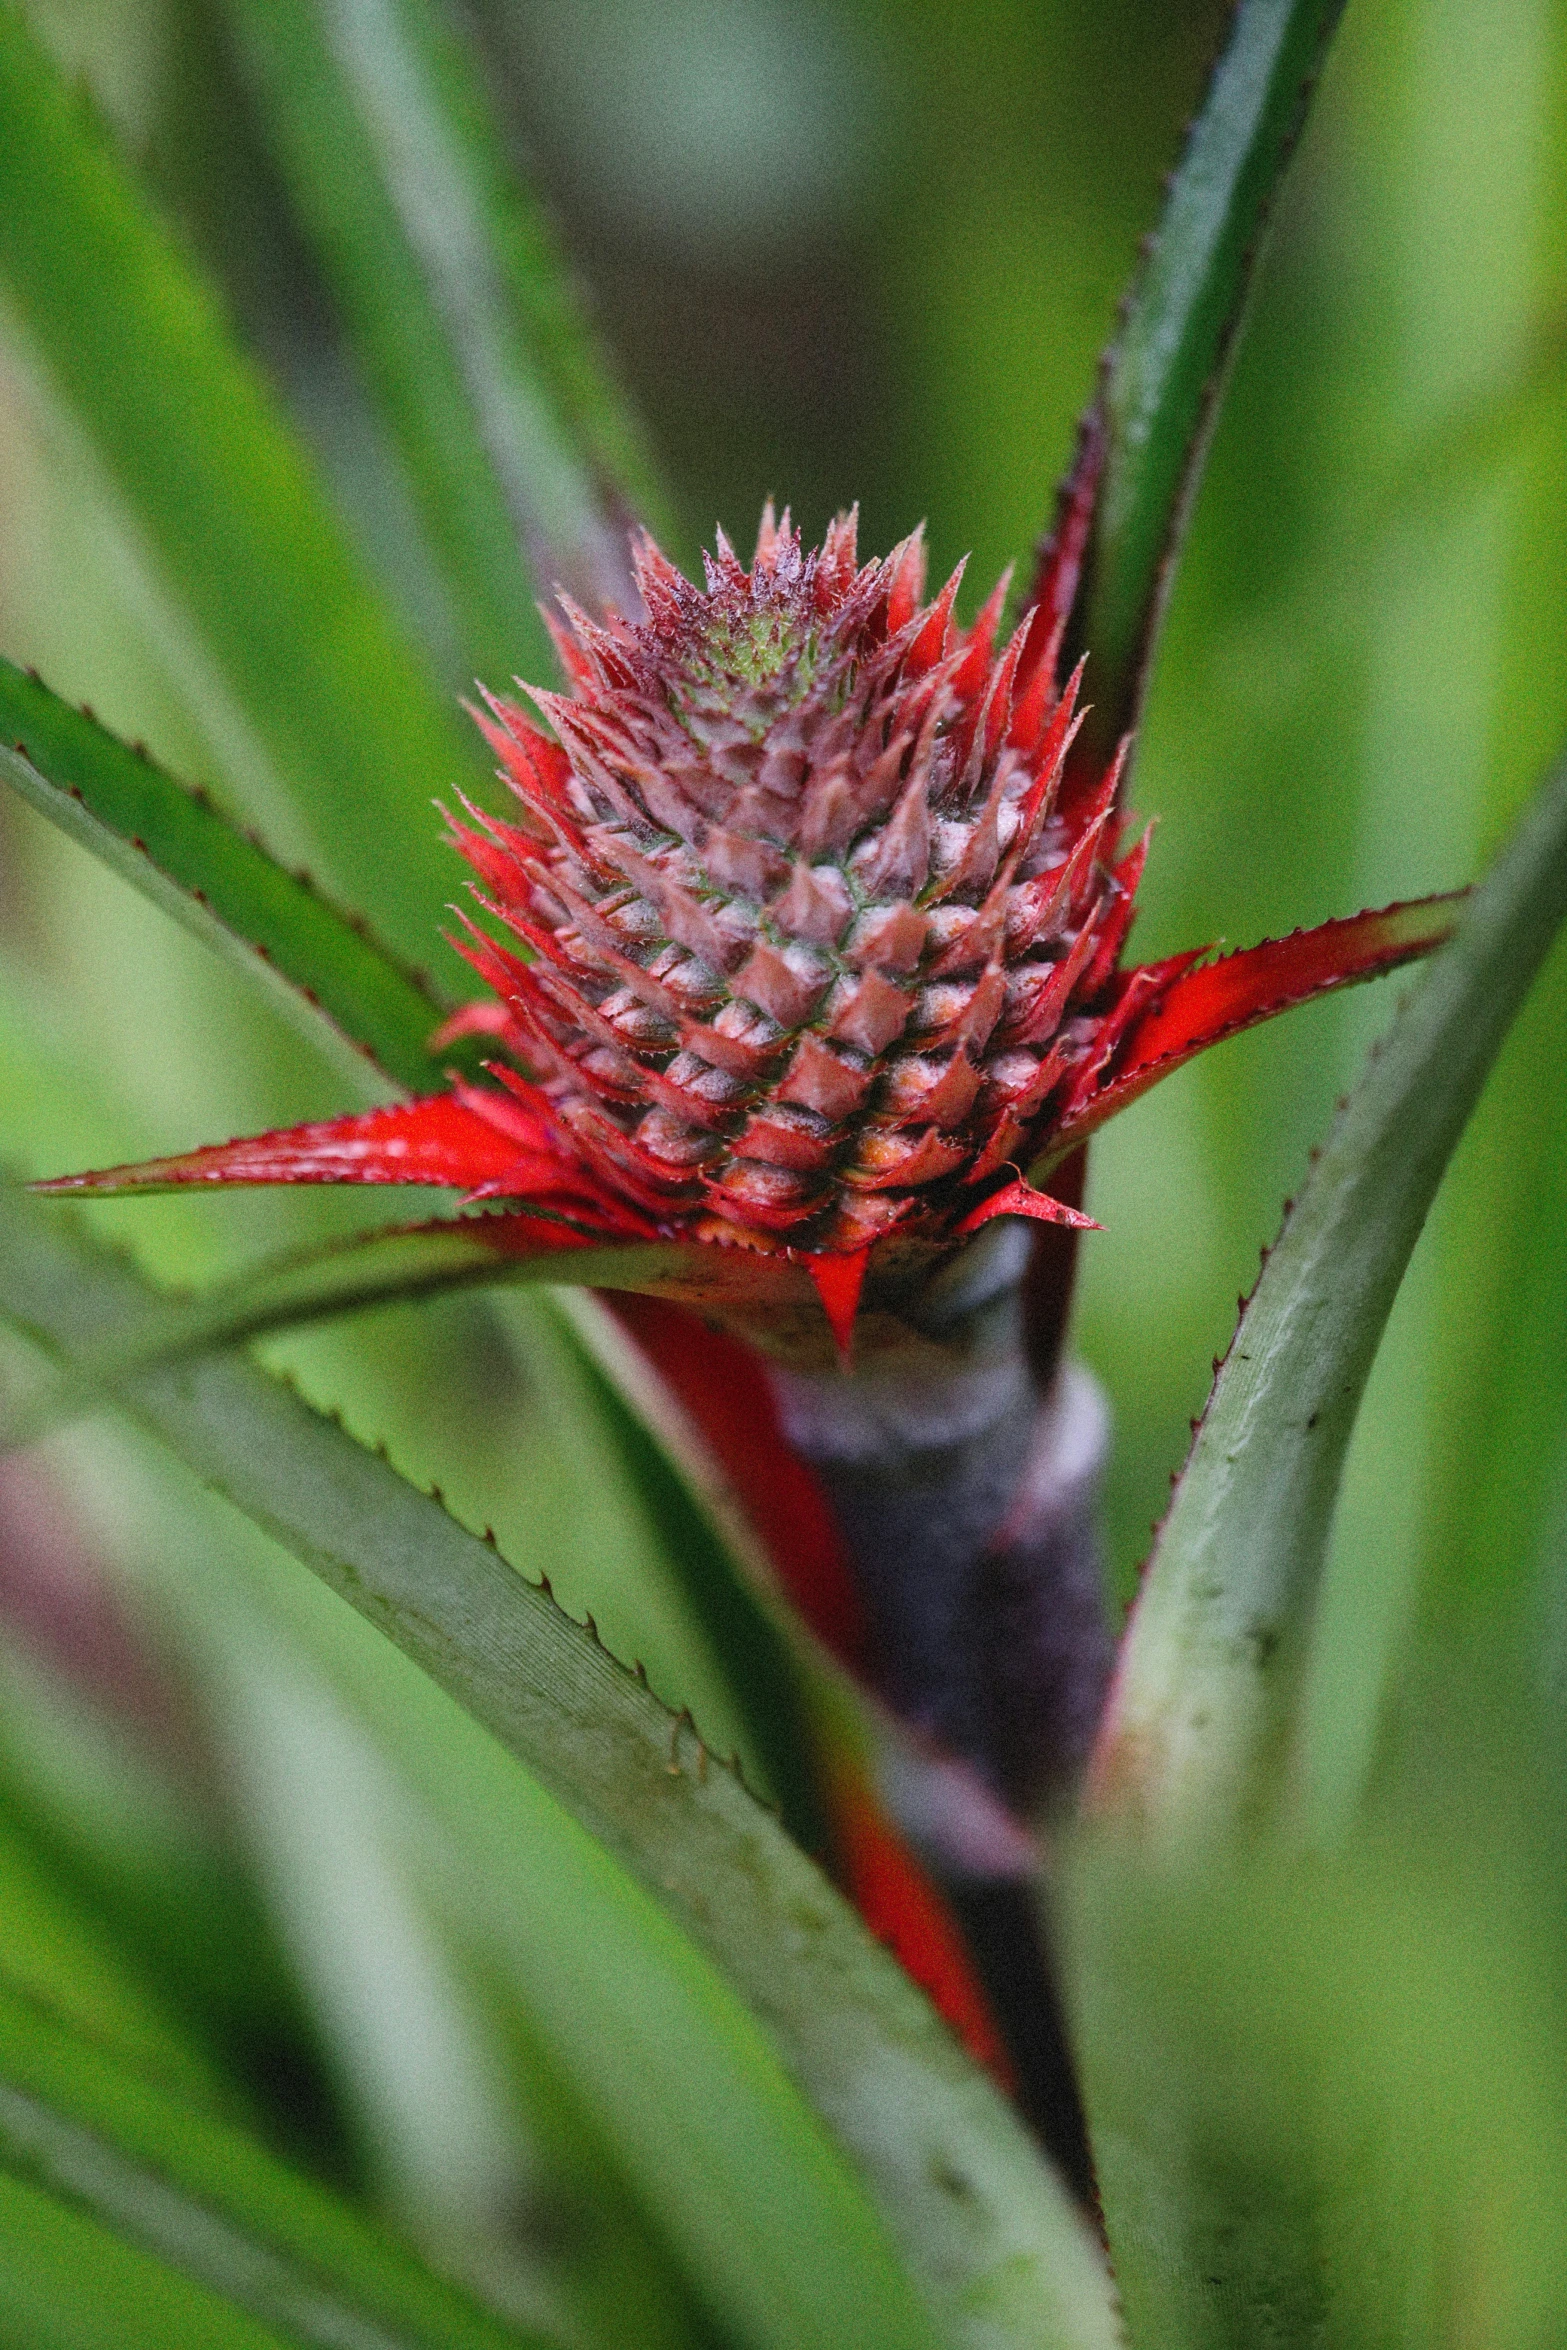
left=0, top=0, right=1565, bottom=2343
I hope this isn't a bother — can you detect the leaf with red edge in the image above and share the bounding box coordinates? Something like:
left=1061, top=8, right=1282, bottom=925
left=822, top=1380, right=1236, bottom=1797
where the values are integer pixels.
left=827, top=1764, right=1016, bottom=2091
left=1017, top=415, right=1104, bottom=712
left=30, top=1088, right=658, bottom=1238
left=606, top=1295, right=868, bottom=1669
left=1043, top=892, right=1468, bottom=1163
left=806, top=1250, right=872, bottom=1365
left=958, top=1181, right=1104, bottom=1239
left=1060, top=0, right=1352, bottom=769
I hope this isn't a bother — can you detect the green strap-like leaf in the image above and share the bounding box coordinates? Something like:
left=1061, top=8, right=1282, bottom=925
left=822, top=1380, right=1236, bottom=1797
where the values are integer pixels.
left=0, top=659, right=476, bottom=1095
left=219, top=0, right=667, bottom=686
left=0, top=1218, right=816, bottom=1457
left=527, top=1290, right=828, bottom=1850
left=0, top=1186, right=1117, bottom=2350
left=1067, top=743, right=1567, bottom=2347
left=0, top=1976, right=554, bottom=2350
left=0, top=669, right=829, bottom=1873
left=0, top=6, right=481, bottom=959
left=1072, top=0, right=1346, bottom=756
left=1085, top=742, right=1567, bottom=1846
left=0, top=1215, right=824, bottom=1850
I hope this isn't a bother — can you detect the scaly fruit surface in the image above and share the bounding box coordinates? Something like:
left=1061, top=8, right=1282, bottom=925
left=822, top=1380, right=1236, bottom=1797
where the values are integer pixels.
left=449, top=505, right=1130, bottom=1260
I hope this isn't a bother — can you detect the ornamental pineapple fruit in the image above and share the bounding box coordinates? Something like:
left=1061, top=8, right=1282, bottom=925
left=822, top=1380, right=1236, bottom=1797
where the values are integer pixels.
left=453, top=505, right=1135, bottom=1260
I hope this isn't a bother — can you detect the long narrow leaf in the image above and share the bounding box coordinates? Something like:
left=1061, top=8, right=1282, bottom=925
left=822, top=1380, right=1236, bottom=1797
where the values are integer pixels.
left=0, top=1196, right=1016, bottom=2073
left=1068, top=743, right=1567, bottom=2347
left=0, top=1977, right=549, bottom=2350
left=0, top=1221, right=756, bottom=1453
left=528, top=1291, right=826, bottom=1849
left=219, top=0, right=665, bottom=680
left=0, top=7, right=481, bottom=958
left=1068, top=0, right=1346, bottom=756
left=1086, top=743, right=1567, bottom=1844
left=0, top=721, right=831, bottom=1910
left=0, top=1187, right=1117, bottom=2350
left=0, top=660, right=473, bottom=1093
left=0, top=1193, right=1023, bottom=1519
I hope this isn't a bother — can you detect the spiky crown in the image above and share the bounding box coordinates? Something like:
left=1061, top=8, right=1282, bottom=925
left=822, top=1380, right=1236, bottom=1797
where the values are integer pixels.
left=453, top=506, right=1138, bottom=1258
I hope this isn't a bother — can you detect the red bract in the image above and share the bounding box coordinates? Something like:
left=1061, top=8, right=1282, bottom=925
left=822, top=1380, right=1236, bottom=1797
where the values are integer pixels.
left=40, top=509, right=1463, bottom=1350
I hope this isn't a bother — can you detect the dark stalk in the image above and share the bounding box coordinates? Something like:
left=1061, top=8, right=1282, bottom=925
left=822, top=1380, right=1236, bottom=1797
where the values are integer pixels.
left=767, top=1219, right=1113, bottom=2195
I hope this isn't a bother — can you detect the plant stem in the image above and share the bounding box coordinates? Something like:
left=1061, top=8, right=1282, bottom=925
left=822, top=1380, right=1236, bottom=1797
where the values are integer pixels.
left=766, top=1223, right=1114, bottom=2193
left=768, top=1230, right=1113, bottom=1821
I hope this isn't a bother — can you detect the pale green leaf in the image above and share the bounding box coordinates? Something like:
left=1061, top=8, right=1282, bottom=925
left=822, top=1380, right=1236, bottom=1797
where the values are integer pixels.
left=1088, top=743, right=1567, bottom=1846
left=219, top=0, right=667, bottom=687
left=0, top=1974, right=554, bottom=2349
left=0, top=6, right=482, bottom=959
left=1068, top=743, right=1567, bottom=2347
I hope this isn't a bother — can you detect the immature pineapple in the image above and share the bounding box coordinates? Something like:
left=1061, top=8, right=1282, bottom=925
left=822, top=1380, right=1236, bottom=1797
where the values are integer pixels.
left=452, top=506, right=1134, bottom=1262
left=43, top=508, right=1459, bottom=1358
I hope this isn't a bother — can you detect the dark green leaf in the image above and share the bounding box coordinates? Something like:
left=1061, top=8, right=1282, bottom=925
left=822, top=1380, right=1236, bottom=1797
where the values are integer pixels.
left=0, top=660, right=478, bottom=1094
left=0, top=1808, right=222, bottom=2114
left=0, top=1185, right=1116, bottom=2350
left=1072, top=0, right=1347, bottom=757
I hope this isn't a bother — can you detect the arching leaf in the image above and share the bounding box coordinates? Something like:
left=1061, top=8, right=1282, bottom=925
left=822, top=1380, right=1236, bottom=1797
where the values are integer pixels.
left=0, top=7, right=481, bottom=957
left=0, top=661, right=473, bottom=1094
left=0, top=1184, right=1117, bottom=2350
left=0, top=1977, right=551, bottom=2350
left=1069, top=743, right=1567, bottom=2347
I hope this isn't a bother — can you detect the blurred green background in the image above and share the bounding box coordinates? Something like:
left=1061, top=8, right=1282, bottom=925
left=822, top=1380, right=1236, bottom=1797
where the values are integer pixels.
left=1, top=0, right=1566, bottom=2333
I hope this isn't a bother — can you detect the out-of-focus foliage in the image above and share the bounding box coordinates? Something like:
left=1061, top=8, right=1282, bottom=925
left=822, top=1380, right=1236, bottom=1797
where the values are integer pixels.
left=1, top=0, right=1565, bottom=2340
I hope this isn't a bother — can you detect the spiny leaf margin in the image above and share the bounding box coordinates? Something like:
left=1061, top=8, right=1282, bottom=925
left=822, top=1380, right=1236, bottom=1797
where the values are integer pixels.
left=0, top=659, right=478, bottom=1094
left=0, top=1182, right=1117, bottom=2350
left=1065, top=0, right=1348, bottom=759
left=1068, top=742, right=1567, bottom=2347
left=1085, top=744, right=1567, bottom=1844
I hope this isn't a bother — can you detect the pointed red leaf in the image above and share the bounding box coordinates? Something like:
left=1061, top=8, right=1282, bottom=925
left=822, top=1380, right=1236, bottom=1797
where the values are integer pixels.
left=32, top=1093, right=514, bottom=1195
left=957, top=1178, right=1103, bottom=1238
left=805, top=1248, right=871, bottom=1365
left=30, top=1089, right=654, bottom=1243
left=882, top=527, right=929, bottom=638
left=950, top=568, right=1012, bottom=702
left=1053, top=890, right=1467, bottom=1152
left=427, top=999, right=516, bottom=1050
